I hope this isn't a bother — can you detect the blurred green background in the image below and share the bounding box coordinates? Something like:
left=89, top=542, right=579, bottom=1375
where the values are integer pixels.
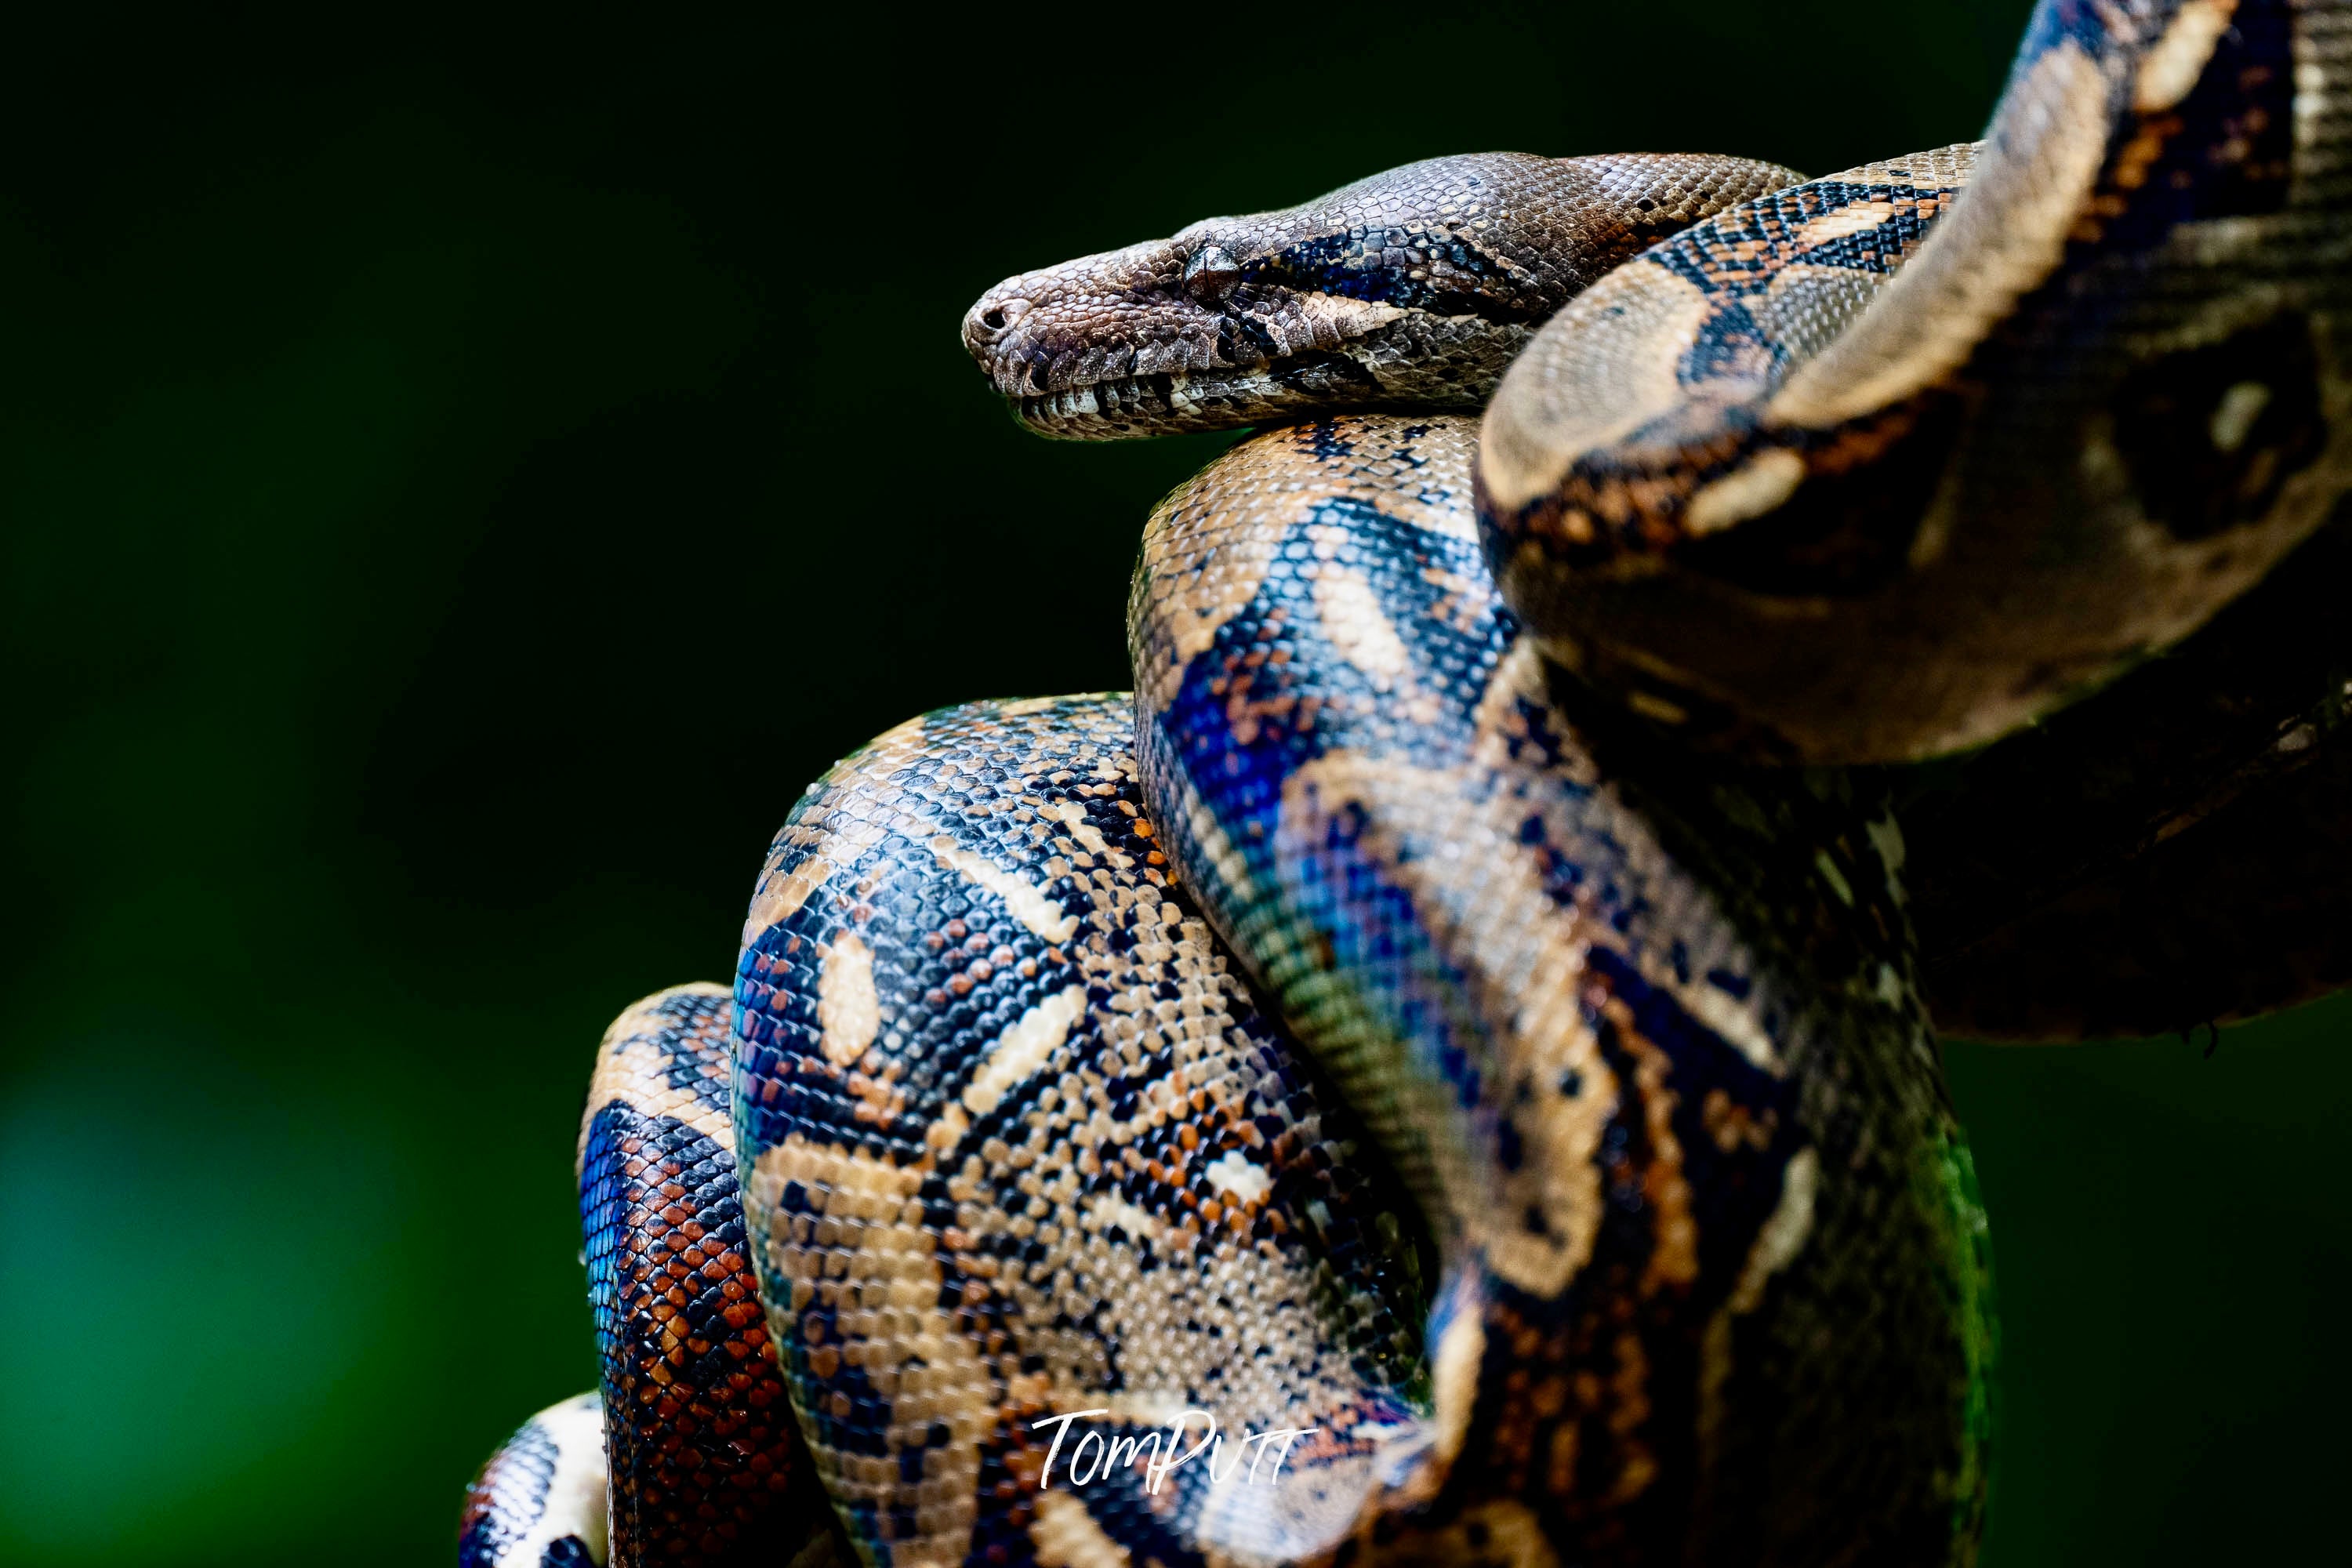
left=3, top=2, right=2344, bottom=1563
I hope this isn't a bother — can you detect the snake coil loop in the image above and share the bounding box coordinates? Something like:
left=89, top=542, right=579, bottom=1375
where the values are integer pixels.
left=466, top=4, right=2352, bottom=1565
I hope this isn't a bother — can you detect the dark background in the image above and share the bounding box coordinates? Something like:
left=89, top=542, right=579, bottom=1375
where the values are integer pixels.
left=4, top=3, right=2346, bottom=1563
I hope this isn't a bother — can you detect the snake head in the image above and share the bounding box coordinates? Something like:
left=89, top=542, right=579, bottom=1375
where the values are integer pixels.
left=961, top=151, right=1801, bottom=440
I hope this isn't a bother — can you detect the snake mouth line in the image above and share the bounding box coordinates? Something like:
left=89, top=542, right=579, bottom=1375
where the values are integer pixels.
left=1015, top=370, right=1249, bottom=438
left=1013, top=354, right=1393, bottom=440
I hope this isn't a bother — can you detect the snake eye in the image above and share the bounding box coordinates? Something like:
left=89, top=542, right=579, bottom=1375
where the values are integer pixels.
left=1182, top=245, right=1243, bottom=305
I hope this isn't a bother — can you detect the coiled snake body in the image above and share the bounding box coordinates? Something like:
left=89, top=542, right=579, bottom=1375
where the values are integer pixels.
left=463, top=4, right=2352, bottom=1565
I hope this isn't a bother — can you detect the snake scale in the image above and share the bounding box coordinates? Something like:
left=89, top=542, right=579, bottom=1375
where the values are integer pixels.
left=462, top=3, right=2352, bottom=1565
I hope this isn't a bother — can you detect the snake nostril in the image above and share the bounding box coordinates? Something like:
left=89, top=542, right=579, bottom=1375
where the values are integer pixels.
left=972, top=298, right=1030, bottom=342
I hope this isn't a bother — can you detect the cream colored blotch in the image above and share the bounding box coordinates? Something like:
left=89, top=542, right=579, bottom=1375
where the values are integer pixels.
left=742, top=854, right=835, bottom=950
left=1683, top=449, right=1807, bottom=536
left=930, top=837, right=1081, bottom=945
left=817, top=933, right=880, bottom=1067
left=961, top=985, right=1087, bottom=1116
left=2135, top=0, right=2237, bottom=114
left=1312, top=561, right=1414, bottom=683
left=492, top=1394, right=608, bottom=1568
left=1029, top=1490, right=1133, bottom=1568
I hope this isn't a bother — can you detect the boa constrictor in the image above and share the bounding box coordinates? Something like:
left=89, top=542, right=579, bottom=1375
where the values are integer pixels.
left=462, top=3, right=2352, bottom=1565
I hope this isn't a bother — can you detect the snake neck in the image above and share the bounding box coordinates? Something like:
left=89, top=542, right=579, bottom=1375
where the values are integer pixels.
left=961, top=151, right=1802, bottom=439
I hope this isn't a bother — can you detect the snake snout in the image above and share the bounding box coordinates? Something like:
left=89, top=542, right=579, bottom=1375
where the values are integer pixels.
left=961, top=239, right=1198, bottom=398
left=961, top=288, right=1033, bottom=377
left=964, top=291, right=1029, bottom=343
left=964, top=283, right=1083, bottom=400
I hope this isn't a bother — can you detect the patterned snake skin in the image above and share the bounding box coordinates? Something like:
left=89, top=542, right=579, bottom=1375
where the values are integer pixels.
left=463, top=2, right=2351, bottom=1564
left=1481, top=2, right=2352, bottom=763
